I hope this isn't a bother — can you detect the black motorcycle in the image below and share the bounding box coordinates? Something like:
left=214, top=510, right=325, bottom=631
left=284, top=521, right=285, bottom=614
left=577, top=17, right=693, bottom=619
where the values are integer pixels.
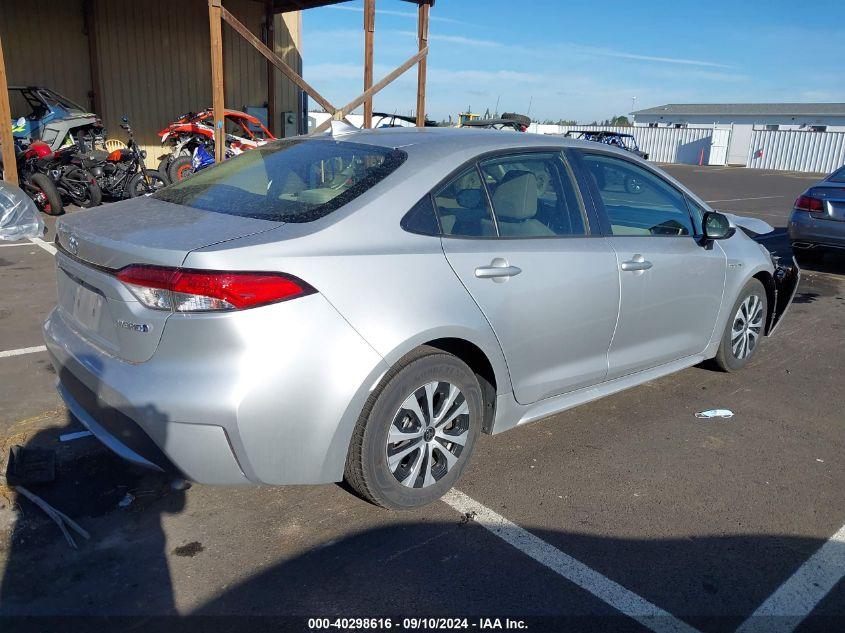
left=43, top=143, right=103, bottom=208
left=86, top=116, right=167, bottom=199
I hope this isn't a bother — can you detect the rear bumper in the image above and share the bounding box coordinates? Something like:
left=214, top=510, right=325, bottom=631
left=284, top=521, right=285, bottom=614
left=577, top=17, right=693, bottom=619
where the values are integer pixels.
left=788, top=213, right=845, bottom=250
left=44, top=292, right=388, bottom=486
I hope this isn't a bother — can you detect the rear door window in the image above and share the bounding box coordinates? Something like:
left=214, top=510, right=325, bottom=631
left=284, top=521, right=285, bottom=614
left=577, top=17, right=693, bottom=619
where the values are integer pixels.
left=153, top=139, right=406, bottom=223
left=433, top=166, right=497, bottom=237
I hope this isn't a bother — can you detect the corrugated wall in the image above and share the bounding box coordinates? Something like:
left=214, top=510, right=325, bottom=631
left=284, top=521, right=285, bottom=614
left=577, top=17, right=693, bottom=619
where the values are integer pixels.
left=0, top=0, right=92, bottom=110
left=527, top=124, right=714, bottom=164
left=746, top=130, right=845, bottom=174
left=92, top=0, right=301, bottom=167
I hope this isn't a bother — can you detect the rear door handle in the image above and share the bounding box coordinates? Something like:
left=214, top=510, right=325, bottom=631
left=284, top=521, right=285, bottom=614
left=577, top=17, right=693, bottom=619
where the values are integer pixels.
left=621, top=254, right=653, bottom=272
left=475, top=258, right=522, bottom=281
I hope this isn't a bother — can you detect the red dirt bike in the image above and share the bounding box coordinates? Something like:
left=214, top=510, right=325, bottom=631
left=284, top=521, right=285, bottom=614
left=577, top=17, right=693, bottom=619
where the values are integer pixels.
left=157, top=108, right=275, bottom=183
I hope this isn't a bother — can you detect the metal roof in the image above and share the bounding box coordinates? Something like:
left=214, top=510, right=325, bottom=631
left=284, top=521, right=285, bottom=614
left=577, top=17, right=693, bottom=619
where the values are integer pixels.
left=631, top=103, right=845, bottom=117
left=271, top=0, right=433, bottom=12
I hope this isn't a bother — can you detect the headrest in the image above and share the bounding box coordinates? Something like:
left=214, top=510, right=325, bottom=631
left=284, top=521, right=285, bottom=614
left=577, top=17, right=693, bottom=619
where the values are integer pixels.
left=492, top=170, right=538, bottom=220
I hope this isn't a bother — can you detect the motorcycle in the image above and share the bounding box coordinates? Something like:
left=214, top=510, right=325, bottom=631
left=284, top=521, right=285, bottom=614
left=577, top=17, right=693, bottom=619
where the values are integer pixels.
left=43, top=142, right=103, bottom=208
left=2, top=140, right=65, bottom=215
left=86, top=116, right=167, bottom=199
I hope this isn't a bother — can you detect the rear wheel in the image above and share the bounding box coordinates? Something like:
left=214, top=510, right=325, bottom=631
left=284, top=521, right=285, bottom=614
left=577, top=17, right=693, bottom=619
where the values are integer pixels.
left=344, top=347, right=482, bottom=510
left=127, top=169, right=168, bottom=197
left=714, top=279, right=767, bottom=372
left=167, top=155, right=194, bottom=183
left=29, top=173, right=64, bottom=215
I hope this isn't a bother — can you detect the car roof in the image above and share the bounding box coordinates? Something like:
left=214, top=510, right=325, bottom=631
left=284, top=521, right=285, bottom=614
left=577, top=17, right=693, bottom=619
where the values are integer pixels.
left=324, top=126, right=586, bottom=156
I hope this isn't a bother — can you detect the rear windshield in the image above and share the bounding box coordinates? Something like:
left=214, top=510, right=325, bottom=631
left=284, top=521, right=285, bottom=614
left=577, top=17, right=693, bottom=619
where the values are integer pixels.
left=153, top=139, right=406, bottom=222
left=829, top=166, right=845, bottom=183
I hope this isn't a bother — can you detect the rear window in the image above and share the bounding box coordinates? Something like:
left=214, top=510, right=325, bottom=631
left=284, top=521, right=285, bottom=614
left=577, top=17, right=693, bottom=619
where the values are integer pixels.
left=153, top=139, right=406, bottom=223
left=829, top=166, right=845, bottom=183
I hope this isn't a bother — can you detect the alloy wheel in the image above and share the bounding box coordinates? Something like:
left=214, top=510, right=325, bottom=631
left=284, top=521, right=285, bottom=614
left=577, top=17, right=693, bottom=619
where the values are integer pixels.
left=731, top=294, right=764, bottom=360
left=386, top=381, right=470, bottom=489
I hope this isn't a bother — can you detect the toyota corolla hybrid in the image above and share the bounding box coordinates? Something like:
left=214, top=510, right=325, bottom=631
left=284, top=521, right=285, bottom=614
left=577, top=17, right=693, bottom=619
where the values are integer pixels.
left=44, top=127, right=798, bottom=509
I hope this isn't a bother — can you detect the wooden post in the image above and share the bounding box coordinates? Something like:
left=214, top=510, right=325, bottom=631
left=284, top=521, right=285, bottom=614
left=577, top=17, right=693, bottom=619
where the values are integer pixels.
left=265, top=0, right=276, bottom=135
left=415, top=2, right=429, bottom=127
left=363, top=0, right=375, bottom=129
left=0, top=33, right=17, bottom=185
left=209, top=0, right=225, bottom=164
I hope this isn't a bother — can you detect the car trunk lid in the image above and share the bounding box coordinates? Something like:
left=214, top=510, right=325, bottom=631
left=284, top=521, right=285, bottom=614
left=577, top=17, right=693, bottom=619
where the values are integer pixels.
left=54, top=197, right=281, bottom=362
left=812, top=184, right=845, bottom=222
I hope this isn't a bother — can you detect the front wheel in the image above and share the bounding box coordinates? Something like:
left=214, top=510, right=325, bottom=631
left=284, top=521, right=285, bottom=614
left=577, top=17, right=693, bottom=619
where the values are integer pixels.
left=344, top=347, right=483, bottom=510
left=714, top=279, right=768, bottom=372
left=127, top=169, right=168, bottom=197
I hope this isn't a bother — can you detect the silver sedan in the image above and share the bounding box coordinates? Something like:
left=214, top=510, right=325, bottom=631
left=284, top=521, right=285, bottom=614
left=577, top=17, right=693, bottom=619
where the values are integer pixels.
left=44, top=128, right=799, bottom=509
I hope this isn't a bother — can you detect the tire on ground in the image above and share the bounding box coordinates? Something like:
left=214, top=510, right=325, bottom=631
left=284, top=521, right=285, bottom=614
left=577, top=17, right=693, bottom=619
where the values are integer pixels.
left=344, top=346, right=483, bottom=510
left=714, top=278, right=768, bottom=372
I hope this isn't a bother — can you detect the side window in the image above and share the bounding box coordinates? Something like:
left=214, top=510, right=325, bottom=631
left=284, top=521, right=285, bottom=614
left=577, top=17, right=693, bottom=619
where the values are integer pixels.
left=433, top=167, right=496, bottom=237
left=401, top=195, right=440, bottom=236
left=478, top=153, right=586, bottom=237
left=582, top=153, right=694, bottom=237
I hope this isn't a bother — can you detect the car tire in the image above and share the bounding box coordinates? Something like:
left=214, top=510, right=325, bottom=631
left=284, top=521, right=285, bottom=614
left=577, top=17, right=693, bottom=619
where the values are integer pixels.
left=30, top=173, right=64, bottom=215
left=714, top=279, right=768, bottom=372
left=344, top=346, right=483, bottom=510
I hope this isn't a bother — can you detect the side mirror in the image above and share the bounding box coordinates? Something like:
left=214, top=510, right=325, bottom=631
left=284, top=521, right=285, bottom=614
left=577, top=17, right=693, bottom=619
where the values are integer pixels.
left=702, top=211, right=734, bottom=240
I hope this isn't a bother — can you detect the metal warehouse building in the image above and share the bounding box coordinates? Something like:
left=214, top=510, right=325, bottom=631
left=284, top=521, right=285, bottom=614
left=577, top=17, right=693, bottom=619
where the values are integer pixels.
left=631, top=103, right=845, bottom=165
left=0, top=0, right=303, bottom=166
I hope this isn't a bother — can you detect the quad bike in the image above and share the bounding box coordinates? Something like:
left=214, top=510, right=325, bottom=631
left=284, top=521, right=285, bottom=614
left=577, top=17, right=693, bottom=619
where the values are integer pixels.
left=85, top=117, right=167, bottom=199
left=157, top=108, right=274, bottom=183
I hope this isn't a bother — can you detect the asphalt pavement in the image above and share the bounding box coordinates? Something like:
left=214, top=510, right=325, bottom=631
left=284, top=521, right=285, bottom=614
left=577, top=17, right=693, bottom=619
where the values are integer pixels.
left=0, top=166, right=842, bottom=632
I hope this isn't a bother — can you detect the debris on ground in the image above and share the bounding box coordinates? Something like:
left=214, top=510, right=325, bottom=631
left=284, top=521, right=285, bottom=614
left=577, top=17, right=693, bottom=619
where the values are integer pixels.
left=6, top=446, right=55, bottom=484
left=59, top=430, right=94, bottom=443
left=12, top=485, right=90, bottom=549
left=695, top=409, right=735, bottom=419
left=173, top=541, right=204, bottom=557
left=459, top=510, right=477, bottom=525
left=117, top=492, right=135, bottom=508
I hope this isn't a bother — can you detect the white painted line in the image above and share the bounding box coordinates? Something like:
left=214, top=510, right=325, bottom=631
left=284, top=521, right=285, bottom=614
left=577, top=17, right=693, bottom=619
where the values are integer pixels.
left=0, top=242, right=35, bottom=248
left=705, top=196, right=784, bottom=203
left=28, top=236, right=57, bottom=255
left=442, top=489, right=700, bottom=633
left=0, top=345, right=48, bottom=359
left=736, top=523, right=845, bottom=633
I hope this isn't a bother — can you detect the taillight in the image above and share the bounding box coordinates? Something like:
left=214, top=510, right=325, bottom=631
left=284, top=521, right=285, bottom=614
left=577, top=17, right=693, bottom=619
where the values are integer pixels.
left=115, top=265, right=314, bottom=312
left=794, top=194, right=824, bottom=213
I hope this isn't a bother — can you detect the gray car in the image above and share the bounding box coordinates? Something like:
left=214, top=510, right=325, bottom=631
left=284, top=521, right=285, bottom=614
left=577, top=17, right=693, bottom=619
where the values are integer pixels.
left=43, top=128, right=799, bottom=509
left=789, top=164, right=845, bottom=260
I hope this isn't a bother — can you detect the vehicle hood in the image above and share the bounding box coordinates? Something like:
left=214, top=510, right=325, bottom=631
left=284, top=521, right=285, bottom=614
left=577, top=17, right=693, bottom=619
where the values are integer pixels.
left=55, top=196, right=282, bottom=269
left=722, top=212, right=774, bottom=236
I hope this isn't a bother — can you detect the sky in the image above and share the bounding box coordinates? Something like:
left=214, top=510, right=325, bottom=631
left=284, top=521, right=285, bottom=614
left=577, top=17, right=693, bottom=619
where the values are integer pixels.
left=300, top=0, right=845, bottom=124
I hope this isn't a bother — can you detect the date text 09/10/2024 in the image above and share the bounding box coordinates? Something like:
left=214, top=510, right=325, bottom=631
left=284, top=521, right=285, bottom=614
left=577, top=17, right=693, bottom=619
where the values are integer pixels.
left=307, top=618, right=528, bottom=630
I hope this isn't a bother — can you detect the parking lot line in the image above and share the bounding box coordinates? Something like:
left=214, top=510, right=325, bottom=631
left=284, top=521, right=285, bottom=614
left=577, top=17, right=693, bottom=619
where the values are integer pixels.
left=705, top=196, right=784, bottom=203
left=28, top=237, right=57, bottom=255
left=0, top=242, right=35, bottom=248
left=0, top=345, right=47, bottom=359
left=735, top=523, right=845, bottom=633
left=442, top=489, right=700, bottom=633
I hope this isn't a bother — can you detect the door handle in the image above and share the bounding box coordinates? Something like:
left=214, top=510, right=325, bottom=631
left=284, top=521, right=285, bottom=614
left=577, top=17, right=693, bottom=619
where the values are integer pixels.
left=620, top=254, right=653, bottom=272
left=475, top=258, right=522, bottom=281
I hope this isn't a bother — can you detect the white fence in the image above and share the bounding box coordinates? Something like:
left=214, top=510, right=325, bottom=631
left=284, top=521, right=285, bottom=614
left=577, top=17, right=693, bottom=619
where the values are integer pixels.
left=527, top=124, right=714, bottom=165
left=746, top=129, right=845, bottom=174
